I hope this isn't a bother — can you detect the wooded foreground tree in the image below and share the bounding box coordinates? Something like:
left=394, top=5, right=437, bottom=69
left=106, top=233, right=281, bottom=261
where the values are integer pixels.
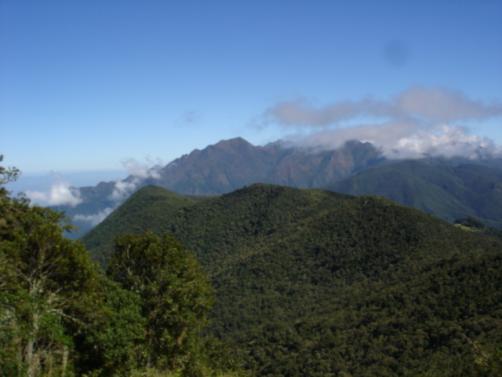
left=107, top=233, right=214, bottom=374
left=0, top=160, right=102, bottom=376
left=0, top=159, right=146, bottom=377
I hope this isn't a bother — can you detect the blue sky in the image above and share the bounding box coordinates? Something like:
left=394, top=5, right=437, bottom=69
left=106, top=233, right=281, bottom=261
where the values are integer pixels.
left=1, top=0, right=501, bottom=175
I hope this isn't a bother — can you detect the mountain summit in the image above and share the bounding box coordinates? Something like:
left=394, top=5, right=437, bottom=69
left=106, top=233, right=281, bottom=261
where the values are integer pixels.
left=58, top=138, right=384, bottom=236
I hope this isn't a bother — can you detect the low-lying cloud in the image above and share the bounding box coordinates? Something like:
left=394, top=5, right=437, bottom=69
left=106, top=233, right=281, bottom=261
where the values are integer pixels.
left=262, top=87, right=502, bottom=159
left=109, top=158, right=162, bottom=201
left=109, top=179, right=140, bottom=201
left=295, top=124, right=500, bottom=159
left=73, top=207, right=114, bottom=226
left=26, top=181, right=82, bottom=207
left=73, top=158, right=163, bottom=224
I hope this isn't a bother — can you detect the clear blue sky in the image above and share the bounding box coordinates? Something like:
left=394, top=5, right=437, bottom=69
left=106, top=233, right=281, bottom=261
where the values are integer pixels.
left=1, top=0, right=501, bottom=173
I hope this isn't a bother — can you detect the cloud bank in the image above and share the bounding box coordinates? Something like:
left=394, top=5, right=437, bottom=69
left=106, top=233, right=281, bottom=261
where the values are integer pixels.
left=24, top=158, right=163, bottom=226
left=109, top=158, right=162, bottom=201
left=73, top=158, right=163, bottom=225
left=263, top=87, right=502, bottom=159
left=264, top=87, right=502, bottom=126
left=73, top=207, right=114, bottom=226
left=26, top=181, right=82, bottom=207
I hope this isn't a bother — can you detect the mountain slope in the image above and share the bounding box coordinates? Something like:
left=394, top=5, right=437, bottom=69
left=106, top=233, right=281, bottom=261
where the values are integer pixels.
left=332, top=159, right=502, bottom=228
left=82, top=186, right=206, bottom=264
left=57, top=138, right=502, bottom=238
left=57, top=138, right=384, bottom=237
left=152, top=138, right=383, bottom=194
left=83, top=184, right=502, bottom=376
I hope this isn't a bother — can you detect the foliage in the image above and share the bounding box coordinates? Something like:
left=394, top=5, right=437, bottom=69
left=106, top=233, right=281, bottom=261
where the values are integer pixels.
left=85, top=184, right=502, bottom=376
left=83, top=186, right=201, bottom=265
left=0, top=175, right=101, bottom=376
left=332, top=159, right=502, bottom=229
left=73, top=278, right=146, bottom=377
left=1, top=161, right=242, bottom=377
left=106, top=232, right=214, bottom=373
left=0, top=154, right=20, bottom=187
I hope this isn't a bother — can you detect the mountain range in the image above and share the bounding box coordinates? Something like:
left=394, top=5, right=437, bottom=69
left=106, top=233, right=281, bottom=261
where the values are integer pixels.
left=332, top=158, right=502, bottom=228
left=52, top=137, right=502, bottom=237
left=82, top=184, right=502, bottom=376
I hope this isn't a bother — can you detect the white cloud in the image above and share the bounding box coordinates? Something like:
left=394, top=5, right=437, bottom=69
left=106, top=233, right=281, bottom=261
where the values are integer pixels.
left=263, top=97, right=391, bottom=127
left=396, top=87, right=502, bottom=123
left=288, top=123, right=501, bottom=160
left=109, top=158, right=163, bottom=201
left=392, top=125, right=500, bottom=159
left=26, top=181, right=82, bottom=207
left=109, top=178, right=139, bottom=201
left=122, top=158, right=161, bottom=180
left=74, top=158, right=164, bottom=226
left=264, top=87, right=502, bottom=128
left=261, top=86, right=502, bottom=159
left=73, top=207, right=114, bottom=226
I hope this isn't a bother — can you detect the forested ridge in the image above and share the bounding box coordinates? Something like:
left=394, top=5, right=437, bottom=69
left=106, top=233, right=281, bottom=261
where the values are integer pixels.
left=332, top=159, right=502, bottom=228
left=84, top=184, right=502, bottom=376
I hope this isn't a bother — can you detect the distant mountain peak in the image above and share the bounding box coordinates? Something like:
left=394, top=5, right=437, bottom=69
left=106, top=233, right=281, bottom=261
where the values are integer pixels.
left=51, top=135, right=502, bottom=239
left=213, top=137, right=253, bottom=149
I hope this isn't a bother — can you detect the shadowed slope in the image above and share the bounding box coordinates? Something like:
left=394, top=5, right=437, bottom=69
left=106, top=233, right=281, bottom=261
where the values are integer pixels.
left=332, top=159, right=502, bottom=228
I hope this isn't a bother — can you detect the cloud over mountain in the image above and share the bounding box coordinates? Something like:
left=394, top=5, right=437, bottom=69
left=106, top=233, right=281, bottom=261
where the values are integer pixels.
left=73, top=207, right=114, bottom=226
left=26, top=181, right=82, bottom=207
left=109, top=158, right=162, bottom=201
left=262, top=87, right=502, bottom=159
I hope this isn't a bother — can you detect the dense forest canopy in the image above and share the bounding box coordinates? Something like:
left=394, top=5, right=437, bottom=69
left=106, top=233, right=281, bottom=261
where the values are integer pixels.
left=83, top=184, right=502, bottom=376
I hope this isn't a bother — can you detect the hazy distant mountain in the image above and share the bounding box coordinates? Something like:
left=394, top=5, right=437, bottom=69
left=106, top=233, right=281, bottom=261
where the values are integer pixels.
left=149, top=137, right=383, bottom=193
left=58, top=137, right=384, bottom=237
left=83, top=184, right=502, bottom=376
left=54, top=137, right=502, bottom=237
left=332, top=159, right=502, bottom=228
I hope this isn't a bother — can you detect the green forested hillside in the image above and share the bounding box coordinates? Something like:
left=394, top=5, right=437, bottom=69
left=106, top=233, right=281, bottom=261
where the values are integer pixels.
left=83, top=184, right=502, bottom=376
left=83, top=186, right=206, bottom=264
left=332, top=159, right=502, bottom=229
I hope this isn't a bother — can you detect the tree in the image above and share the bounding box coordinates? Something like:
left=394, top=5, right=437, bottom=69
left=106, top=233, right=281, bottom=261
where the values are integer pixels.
left=0, top=158, right=104, bottom=377
left=106, top=232, right=214, bottom=373
left=0, top=155, right=19, bottom=187
left=0, top=158, right=166, bottom=377
left=0, top=196, right=103, bottom=377
left=73, top=278, right=146, bottom=377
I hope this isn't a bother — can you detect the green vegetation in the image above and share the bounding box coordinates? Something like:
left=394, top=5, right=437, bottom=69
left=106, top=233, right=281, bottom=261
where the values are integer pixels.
left=332, top=159, right=502, bottom=229
left=84, top=184, right=502, bottom=376
left=83, top=186, right=204, bottom=265
left=107, top=233, right=213, bottom=373
left=4, top=152, right=502, bottom=376
left=0, top=159, right=243, bottom=377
